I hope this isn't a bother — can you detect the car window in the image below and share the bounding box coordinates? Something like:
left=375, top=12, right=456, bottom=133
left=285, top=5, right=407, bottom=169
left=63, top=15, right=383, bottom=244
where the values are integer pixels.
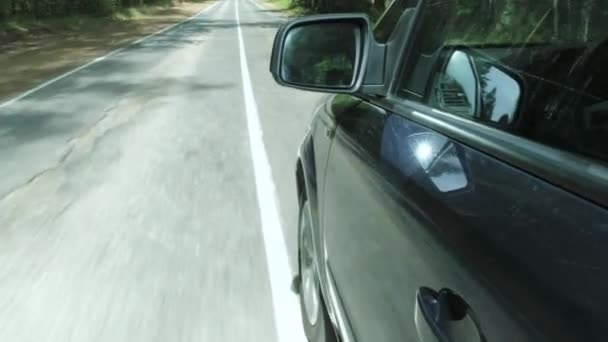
left=398, top=0, right=608, bottom=164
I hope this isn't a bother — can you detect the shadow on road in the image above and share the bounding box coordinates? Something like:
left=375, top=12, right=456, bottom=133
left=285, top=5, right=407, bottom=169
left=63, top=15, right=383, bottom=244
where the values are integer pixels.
left=255, top=8, right=288, bottom=14
left=0, top=111, right=80, bottom=149
left=0, top=77, right=234, bottom=149
left=122, top=18, right=281, bottom=51
left=180, top=18, right=283, bottom=31
left=0, top=14, right=271, bottom=148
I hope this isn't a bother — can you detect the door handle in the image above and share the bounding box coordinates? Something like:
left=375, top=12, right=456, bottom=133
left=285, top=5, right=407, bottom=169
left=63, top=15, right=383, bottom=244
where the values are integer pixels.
left=415, top=287, right=485, bottom=342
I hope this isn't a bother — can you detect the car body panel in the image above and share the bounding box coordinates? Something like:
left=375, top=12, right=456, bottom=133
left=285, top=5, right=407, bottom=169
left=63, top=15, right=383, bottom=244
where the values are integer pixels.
left=297, top=94, right=365, bottom=335
left=285, top=2, right=608, bottom=342
left=316, top=95, right=608, bottom=342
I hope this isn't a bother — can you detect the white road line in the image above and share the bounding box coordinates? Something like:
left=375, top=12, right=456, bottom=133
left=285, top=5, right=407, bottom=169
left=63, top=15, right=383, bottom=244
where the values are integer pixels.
left=0, top=0, right=221, bottom=110
left=235, top=0, right=306, bottom=341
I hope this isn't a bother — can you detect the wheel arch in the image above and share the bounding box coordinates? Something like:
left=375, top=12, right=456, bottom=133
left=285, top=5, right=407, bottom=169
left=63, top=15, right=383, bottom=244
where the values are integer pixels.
left=296, top=135, right=343, bottom=334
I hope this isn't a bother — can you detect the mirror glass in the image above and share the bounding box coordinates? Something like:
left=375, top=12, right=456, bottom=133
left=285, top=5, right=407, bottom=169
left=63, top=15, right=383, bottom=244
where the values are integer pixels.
left=433, top=49, right=522, bottom=125
left=436, top=50, right=478, bottom=117
left=473, top=58, right=521, bottom=125
left=281, top=22, right=359, bottom=88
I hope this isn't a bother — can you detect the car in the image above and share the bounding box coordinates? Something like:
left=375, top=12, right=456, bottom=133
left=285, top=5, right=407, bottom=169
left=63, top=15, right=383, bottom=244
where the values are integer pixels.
left=270, top=1, right=608, bottom=341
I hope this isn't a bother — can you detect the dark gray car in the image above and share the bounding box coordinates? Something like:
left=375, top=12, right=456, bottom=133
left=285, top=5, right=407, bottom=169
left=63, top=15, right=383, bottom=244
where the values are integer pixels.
left=271, top=1, right=608, bottom=341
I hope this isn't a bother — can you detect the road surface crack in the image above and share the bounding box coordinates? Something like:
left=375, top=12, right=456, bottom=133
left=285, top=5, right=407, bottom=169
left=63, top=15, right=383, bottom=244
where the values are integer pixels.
left=0, top=96, right=145, bottom=204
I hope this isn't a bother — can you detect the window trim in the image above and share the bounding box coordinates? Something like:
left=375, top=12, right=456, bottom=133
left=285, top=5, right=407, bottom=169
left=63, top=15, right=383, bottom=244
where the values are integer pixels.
left=373, top=0, right=420, bottom=43
left=384, top=0, right=424, bottom=95
left=387, top=0, right=427, bottom=98
left=362, top=94, right=608, bottom=209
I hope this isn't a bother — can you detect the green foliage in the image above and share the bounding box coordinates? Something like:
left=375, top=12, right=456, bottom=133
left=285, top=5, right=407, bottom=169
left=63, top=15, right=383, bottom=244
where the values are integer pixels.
left=284, top=0, right=608, bottom=42
left=438, top=0, right=608, bottom=45
left=99, top=0, right=118, bottom=15
left=311, top=55, right=353, bottom=85
left=267, top=0, right=385, bottom=20
left=0, top=0, right=10, bottom=18
left=282, top=23, right=357, bottom=87
left=0, top=0, right=179, bottom=19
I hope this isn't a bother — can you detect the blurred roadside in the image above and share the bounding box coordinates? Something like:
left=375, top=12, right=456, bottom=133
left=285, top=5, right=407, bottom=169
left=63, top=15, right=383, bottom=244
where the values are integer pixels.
left=0, top=0, right=213, bottom=102
left=258, top=0, right=386, bottom=19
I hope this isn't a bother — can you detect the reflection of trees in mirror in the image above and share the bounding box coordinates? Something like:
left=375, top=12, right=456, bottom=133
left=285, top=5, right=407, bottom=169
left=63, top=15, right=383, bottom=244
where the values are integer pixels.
left=474, top=58, right=522, bottom=125
left=312, top=55, right=354, bottom=87
left=282, top=23, right=356, bottom=87
left=475, top=61, right=497, bottom=122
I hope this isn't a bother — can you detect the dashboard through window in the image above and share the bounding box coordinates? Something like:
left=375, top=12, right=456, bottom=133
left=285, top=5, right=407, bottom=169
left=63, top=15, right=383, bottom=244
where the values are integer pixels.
left=397, top=0, right=608, bottom=164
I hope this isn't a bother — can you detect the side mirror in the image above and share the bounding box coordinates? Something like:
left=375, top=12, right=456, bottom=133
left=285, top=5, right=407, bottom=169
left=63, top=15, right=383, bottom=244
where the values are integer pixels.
left=437, top=49, right=522, bottom=125
left=270, top=14, right=376, bottom=93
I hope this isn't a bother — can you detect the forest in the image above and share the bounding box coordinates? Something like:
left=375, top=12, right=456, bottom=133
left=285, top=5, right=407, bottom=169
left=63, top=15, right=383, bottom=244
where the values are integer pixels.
left=0, top=0, right=387, bottom=19
left=451, top=0, right=608, bottom=43
left=0, top=0, right=176, bottom=18
left=1, top=0, right=607, bottom=40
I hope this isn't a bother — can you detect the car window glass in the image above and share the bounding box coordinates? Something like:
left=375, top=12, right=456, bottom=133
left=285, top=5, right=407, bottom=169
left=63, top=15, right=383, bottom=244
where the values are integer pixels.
left=398, top=0, right=608, bottom=164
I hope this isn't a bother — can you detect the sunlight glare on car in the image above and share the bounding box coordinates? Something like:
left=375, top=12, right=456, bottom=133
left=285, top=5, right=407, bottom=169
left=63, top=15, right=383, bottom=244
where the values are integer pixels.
left=415, top=141, right=433, bottom=166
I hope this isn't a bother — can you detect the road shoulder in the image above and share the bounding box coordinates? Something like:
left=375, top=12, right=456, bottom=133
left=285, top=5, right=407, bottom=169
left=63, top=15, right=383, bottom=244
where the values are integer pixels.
left=0, top=1, right=214, bottom=103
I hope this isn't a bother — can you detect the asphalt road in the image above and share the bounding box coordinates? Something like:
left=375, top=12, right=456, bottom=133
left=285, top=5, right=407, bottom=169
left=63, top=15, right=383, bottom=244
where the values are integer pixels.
left=0, top=0, right=322, bottom=340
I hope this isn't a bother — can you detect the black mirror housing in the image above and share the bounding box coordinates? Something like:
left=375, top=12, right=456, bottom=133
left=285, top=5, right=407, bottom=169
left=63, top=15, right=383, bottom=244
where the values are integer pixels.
left=270, top=14, right=386, bottom=94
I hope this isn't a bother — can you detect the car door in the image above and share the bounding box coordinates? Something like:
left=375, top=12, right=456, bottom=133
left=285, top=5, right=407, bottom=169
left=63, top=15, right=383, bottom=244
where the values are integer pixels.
left=321, top=1, right=608, bottom=342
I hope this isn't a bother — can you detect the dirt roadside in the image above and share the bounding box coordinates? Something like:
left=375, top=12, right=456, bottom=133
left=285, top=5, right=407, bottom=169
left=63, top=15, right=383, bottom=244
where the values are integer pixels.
left=0, top=1, right=214, bottom=103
